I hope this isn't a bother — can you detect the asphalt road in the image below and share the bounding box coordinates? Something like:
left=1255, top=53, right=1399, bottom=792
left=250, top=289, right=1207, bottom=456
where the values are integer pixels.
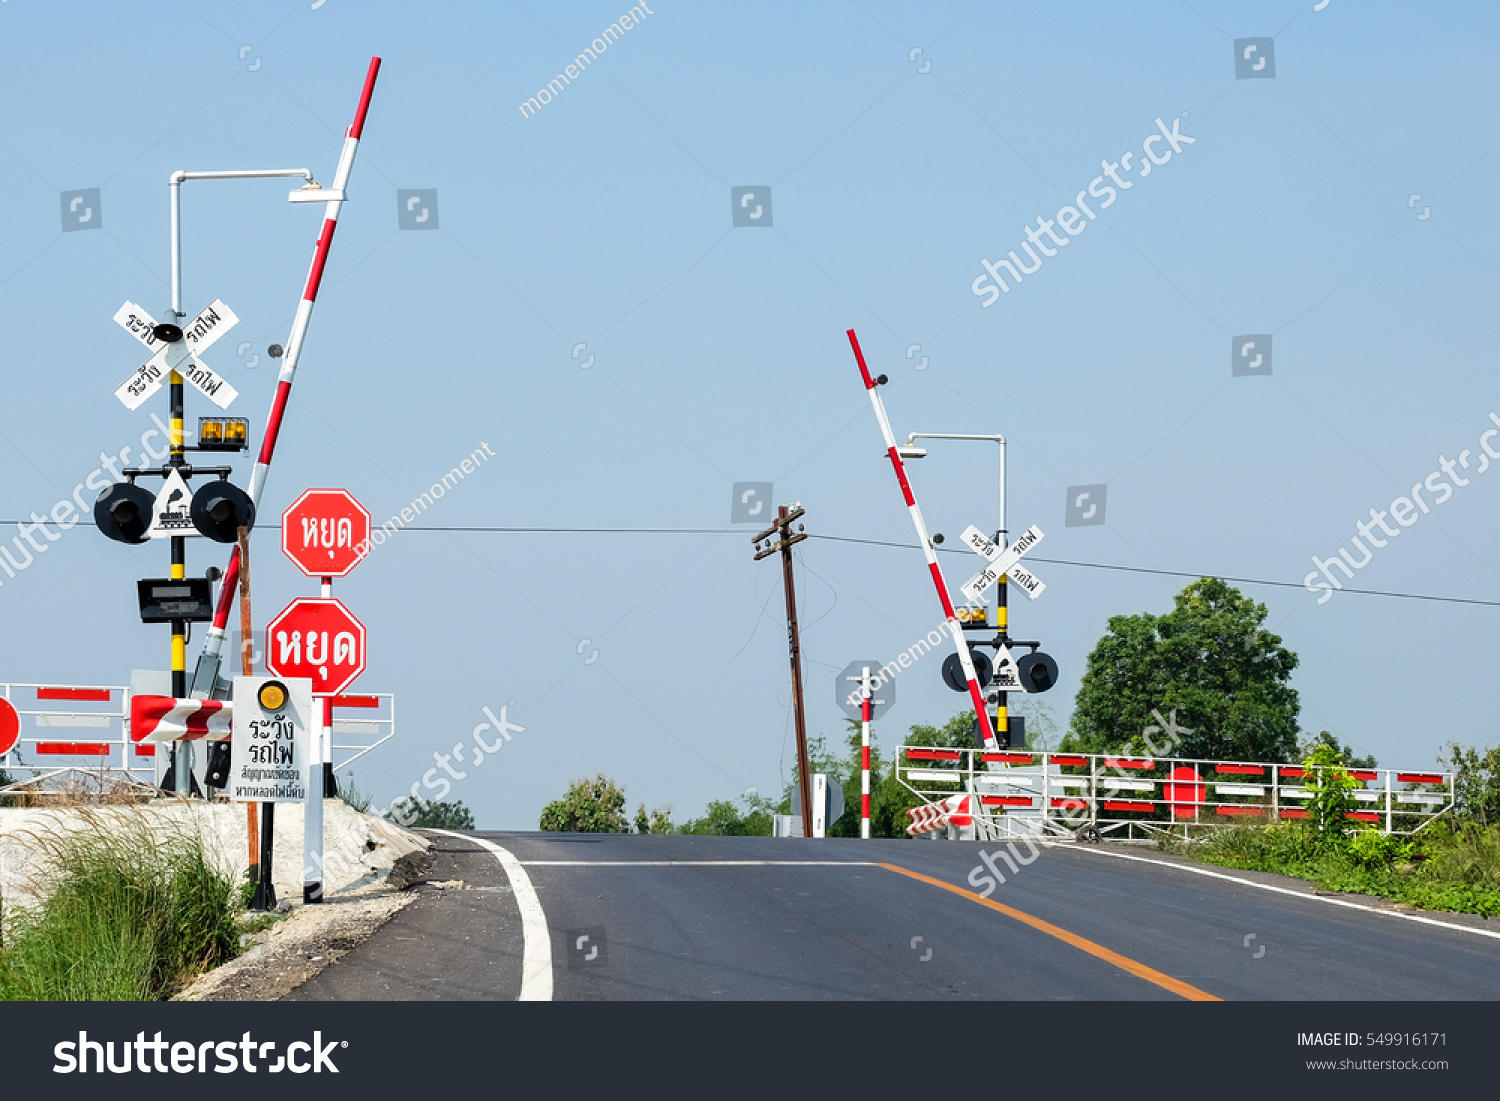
left=287, top=832, right=1500, bottom=1001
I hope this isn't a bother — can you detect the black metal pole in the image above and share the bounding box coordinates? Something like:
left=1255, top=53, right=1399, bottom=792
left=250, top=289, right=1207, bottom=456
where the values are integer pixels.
left=170, top=370, right=189, bottom=794
left=254, top=802, right=276, bottom=910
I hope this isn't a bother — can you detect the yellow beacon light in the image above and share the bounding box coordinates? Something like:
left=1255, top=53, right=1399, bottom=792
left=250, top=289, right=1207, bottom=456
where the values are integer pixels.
left=197, top=417, right=249, bottom=451
left=257, top=681, right=288, bottom=712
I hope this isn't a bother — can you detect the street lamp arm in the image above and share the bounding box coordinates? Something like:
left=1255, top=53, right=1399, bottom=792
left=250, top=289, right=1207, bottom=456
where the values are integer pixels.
left=901, top=432, right=1007, bottom=543
left=904, top=432, right=1006, bottom=445
left=168, top=169, right=319, bottom=318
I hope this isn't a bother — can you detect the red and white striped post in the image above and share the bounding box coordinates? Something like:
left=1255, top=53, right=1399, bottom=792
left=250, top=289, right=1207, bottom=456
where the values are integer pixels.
left=195, top=58, right=382, bottom=683
left=860, top=664, right=872, bottom=840
left=846, top=329, right=998, bottom=750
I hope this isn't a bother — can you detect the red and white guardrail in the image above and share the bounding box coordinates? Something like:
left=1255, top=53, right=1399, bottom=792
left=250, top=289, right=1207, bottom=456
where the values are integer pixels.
left=129, top=696, right=232, bottom=744
left=906, top=793, right=975, bottom=835
left=898, top=746, right=1455, bottom=839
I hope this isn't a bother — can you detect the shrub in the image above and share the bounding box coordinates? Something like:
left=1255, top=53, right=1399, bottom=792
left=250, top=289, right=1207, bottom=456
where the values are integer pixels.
left=1441, top=742, right=1500, bottom=826
left=0, top=815, right=238, bottom=1000
left=539, top=775, right=629, bottom=832
left=386, top=798, right=475, bottom=830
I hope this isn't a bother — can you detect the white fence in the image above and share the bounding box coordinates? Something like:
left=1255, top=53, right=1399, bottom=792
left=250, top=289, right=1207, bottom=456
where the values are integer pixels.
left=1, top=682, right=397, bottom=800
left=0, top=683, right=155, bottom=796
left=898, top=746, right=1455, bottom=840
left=329, top=692, right=395, bottom=771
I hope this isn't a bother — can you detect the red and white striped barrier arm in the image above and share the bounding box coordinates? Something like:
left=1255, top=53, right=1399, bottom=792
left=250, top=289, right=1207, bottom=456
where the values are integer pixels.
left=847, top=328, right=997, bottom=750
left=130, top=696, right=233, bottom=744
left=907, top=794, right=974, bottom=835
left=200, top=57, right=383, bottom=666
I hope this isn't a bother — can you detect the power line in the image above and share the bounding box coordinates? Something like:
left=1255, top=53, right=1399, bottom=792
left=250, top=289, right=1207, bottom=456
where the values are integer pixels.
left=806, top=533, right=1500, bottom=609
left=11, top=519, right=1497, bottom=608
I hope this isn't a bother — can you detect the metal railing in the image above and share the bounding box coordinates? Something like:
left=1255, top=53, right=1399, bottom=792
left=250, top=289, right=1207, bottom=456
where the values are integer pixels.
left=0, top=683, right=157, bottom=798
left=329, top=692, right=395, bottom=771
left=897, top=745, right=1455, bottom=841
left=1, top=683, right=398, bottom=799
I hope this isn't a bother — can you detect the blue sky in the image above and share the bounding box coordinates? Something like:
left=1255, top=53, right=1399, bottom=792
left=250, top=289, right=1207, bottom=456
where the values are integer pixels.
left=2, top=0, right=1499, bottom=827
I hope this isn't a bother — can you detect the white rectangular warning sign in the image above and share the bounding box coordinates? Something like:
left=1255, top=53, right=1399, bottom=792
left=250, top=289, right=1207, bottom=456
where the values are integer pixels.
left=229, top=676, right=313, bottom=803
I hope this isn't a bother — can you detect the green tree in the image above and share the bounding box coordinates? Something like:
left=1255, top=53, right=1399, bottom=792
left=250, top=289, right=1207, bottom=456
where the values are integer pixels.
left=1302, top=742, right=1360, bottom=848
left=1010, top=696, right=1060, bottom=750
left=1297, top=730, right=1377, bottom=770
left=1064, top=578, right=1300, bottom=762
left=386, top=798, right=475, bottom=830
left=677, top=793, right=774, bottom=836
left=773, top=717, right=985, bottom=839
left=1440, top=742, right=1500, bottom=825
left=539, top=774, right=630, bottom=832
left=633, top=803, right=675, bottom=834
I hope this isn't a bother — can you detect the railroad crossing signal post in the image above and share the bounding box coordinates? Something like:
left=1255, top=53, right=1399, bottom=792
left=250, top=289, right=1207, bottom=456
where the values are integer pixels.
left=168, top=356, right=187, bottom=791
left=753, top=505, right=812, bottom=839
left=100, top=301, right=252, bottom=795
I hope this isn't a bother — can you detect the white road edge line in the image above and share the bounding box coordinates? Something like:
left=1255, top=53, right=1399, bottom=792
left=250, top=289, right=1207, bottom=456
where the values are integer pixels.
left=1064, top=844, right=1500, bottom=942
left=520, top=860, right=879, bottom=866
left=431, top=831, right=553, bottom=1000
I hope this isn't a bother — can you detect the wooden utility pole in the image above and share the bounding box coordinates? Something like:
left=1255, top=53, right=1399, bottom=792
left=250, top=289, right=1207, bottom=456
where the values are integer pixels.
left=238, top=525, right=275, bottom=910
left=753, top=505, right=813, bottom=838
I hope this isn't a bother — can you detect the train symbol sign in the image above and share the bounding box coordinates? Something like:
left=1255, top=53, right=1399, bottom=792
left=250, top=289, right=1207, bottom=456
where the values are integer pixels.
left=281, top=489, right=371, bottom=578
left=145, top=468, right=196, bottom=539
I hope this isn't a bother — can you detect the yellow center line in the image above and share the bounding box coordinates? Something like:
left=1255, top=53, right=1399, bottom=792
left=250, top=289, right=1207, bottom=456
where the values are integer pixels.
left=877, top=862, right=1222, bottom=1002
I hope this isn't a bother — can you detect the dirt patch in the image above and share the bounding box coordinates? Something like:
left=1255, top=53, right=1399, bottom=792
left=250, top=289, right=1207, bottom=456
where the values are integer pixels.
left=176, top=875, right=419, bottom=1002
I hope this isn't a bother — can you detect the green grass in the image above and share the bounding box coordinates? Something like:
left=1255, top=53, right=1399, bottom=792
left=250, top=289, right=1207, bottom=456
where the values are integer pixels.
left=339, top=777, right=372, bottom=814
left=0, top=814, right=239, bottom=1000
left=1166, top=820, right=1500, bottom=917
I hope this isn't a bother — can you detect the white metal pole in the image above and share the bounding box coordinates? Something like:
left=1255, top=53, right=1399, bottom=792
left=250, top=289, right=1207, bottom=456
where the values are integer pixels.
left=169, top=168, right=312, bottom=320
left=304, top=575, right=333, bottom=904
left=860, top=665, right=872, bottom=840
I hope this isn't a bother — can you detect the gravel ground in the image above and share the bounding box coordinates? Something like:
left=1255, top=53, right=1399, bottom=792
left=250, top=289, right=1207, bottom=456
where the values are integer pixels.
left=175, top=863, right=435, bottom=1002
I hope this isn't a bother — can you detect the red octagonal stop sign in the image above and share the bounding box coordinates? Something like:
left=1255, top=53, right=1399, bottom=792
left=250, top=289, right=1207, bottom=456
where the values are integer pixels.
left=265, top=597, right=367, bottom=696
left=0, top=698, right=19, bottom=757
left=282, top=488, right=371, bottom=578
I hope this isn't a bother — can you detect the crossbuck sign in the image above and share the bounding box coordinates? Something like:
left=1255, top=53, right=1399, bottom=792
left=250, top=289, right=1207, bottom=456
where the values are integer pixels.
left=959, top=523, right=1046, bottom=605
left=112, top=299, right=240, bottom=411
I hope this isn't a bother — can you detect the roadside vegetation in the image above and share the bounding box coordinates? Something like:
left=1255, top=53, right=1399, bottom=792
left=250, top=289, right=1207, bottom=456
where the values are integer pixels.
left=1168, top=741, right=1500, bottom=916
left=538, top=579, right=1492, bottom=872
left=534, top=707, right=1035, bottom=838
left=384, top=797, right=475, bottom=830
left=0, top=816, right=239, bottom=1000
